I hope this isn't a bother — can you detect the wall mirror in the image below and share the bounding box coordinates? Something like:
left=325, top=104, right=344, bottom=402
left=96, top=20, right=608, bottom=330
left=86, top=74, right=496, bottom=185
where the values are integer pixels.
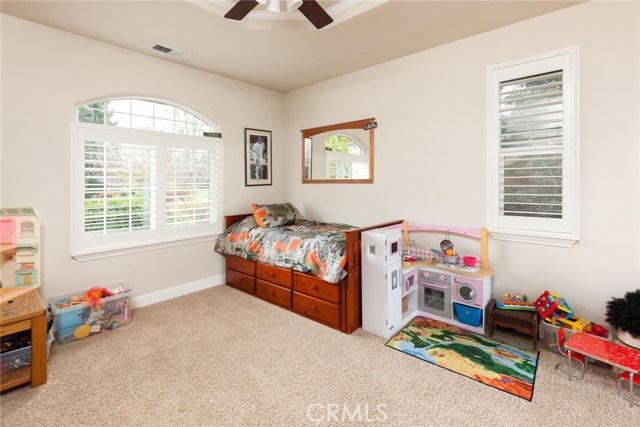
left=301, top=118, right=375, bottom=184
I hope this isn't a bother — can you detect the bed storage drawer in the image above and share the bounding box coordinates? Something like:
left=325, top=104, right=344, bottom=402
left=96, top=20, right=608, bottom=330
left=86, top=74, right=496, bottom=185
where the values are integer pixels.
left=226, top=269, right=255, bottom=294
left=257, top=263, right=292, bottom=289
left=293, top=292, right=341, bottom=328
left=293, top=272, right=340, bottom=304
left=227, top=255, right=256, bottom=276
left=256, top=280, right=292, bottom=309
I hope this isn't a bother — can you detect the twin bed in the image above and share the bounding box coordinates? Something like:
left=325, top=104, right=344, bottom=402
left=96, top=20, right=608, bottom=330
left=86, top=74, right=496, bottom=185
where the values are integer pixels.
left=215, top=206, right=401, bottom=333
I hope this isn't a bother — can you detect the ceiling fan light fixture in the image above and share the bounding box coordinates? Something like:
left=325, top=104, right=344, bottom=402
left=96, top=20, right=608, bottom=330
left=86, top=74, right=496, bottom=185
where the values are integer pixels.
left=225, top=0, right=332, bottom=29
left=286, top=0, right=303, bottom=12
left=265, top=0, right=282, bottom=13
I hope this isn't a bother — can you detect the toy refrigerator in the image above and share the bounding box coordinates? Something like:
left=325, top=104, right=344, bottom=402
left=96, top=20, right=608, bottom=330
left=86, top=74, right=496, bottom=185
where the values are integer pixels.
left=361, top=227, right=403, bottom=339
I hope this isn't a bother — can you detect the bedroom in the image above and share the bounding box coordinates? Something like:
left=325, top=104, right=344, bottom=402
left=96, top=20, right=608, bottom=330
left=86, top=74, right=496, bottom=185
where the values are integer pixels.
left=1, top=0, right=639, bottom=425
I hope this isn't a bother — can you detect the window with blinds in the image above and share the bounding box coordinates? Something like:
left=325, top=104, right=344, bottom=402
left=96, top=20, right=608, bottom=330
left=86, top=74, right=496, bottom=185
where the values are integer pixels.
left=84, top=140, right=156, bottom=234
left=324, top=134, right=368, bottom=180
left=488, top=48, right=579, bottom=246
left=499, top=71, right=564, bottom=219
left=165, top=147, right=217, bottom=227
left=72, top=98, right=223, bottom=259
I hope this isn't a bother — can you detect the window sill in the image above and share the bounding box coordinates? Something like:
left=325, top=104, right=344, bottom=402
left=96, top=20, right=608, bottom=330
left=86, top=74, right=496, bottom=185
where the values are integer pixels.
left=71, top=233, right=221, bottom=262
left=489, top=230, right=578, bottom=248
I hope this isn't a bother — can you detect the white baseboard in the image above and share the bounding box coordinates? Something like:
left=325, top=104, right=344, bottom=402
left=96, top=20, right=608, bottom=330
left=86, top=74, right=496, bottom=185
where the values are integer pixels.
left=131, top=274, right=225, bottom=309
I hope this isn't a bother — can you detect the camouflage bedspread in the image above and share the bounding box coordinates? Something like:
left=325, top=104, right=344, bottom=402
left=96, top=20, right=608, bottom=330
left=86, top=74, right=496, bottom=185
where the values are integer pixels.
left=215, top=216, right=357, bottom=284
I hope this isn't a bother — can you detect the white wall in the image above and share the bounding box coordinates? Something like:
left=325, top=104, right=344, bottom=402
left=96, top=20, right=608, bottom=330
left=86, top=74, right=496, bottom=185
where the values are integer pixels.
left=283, top=2, right=640, bottom=326
left=0, top=15, right=284, bottom=302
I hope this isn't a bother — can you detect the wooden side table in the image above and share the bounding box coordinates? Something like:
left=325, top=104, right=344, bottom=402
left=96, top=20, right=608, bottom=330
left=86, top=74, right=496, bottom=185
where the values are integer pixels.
left=0, top=289, right=47, bottom=392
left=486, top=298, right=539, bottom=350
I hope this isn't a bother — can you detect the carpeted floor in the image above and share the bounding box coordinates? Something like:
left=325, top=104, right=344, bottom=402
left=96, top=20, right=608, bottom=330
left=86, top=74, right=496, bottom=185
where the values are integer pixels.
left=1, top=285, right=638, bottom=426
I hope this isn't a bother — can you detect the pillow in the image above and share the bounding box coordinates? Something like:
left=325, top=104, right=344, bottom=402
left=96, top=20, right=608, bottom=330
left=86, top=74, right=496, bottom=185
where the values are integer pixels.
left=252, top=203, right=302, bottom=228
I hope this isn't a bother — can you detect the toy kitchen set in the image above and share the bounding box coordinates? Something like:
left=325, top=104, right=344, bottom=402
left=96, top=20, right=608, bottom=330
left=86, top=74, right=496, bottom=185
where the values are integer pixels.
left=361, top=221, right=493, bottom=339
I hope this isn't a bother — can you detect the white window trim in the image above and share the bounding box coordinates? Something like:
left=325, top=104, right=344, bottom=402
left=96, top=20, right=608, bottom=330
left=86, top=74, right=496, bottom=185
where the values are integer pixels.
left=486, top=46, right=580, bottom=247
left=70, top=122, right=224, bottom=261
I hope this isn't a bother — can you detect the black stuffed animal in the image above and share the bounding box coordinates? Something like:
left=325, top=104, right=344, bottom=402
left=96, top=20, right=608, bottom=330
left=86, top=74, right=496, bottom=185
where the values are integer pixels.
left=605, top=289, right=640, bottom=338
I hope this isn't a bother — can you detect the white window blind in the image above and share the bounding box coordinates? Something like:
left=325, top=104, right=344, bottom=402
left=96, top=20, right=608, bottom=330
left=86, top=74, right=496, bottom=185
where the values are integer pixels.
left=499, top=71, right=564, bottom=219
left=72, top=98, right=223, bottom=260
left=351, top=161, right=368, bottom=179
left=84, top=140, right=156, bottom=234
left=327, top=157, right=350, bottom=179
left=165, top=146, right=218, bottom=227
left=488, top=47, right=579, bottom=246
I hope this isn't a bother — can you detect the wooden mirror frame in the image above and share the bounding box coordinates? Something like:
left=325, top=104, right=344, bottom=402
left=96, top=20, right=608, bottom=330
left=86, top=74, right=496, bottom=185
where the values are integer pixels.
left=301, top=118, right=375, bottom=184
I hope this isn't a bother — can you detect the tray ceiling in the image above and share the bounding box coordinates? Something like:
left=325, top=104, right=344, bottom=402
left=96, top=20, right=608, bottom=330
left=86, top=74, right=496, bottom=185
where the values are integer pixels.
left=1, top=0, right=584, bottom=92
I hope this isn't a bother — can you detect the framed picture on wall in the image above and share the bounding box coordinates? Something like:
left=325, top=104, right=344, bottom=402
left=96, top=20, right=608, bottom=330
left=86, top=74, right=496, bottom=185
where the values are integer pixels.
left=245, top=128, right=272, bottom=186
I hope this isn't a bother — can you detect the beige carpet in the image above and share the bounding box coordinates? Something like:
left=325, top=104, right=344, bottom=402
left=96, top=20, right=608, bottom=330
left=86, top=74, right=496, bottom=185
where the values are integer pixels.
left=1, top=285, right=638, bottom=426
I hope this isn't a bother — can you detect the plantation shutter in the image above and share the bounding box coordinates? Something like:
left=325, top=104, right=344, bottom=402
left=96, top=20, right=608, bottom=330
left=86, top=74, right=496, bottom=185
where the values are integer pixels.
left=488, top=47, right=578, bottom=246
left=498, top=70, right=564, bottom=219
left=351, top=160, right=368, bottom=179
left=165, top=146, right=219, bottom=227
left=74, top=123, right=223, bottom=259
left=84, top=140, right=156, bottom=234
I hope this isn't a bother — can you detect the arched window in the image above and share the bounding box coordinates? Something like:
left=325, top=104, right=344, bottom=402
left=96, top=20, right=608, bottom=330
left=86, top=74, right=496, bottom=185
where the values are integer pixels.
left=72, top=97, right=223, bottom=260
left=77, top=99, right=217, bottom=135
left=324, top=134, right=368, bottom=179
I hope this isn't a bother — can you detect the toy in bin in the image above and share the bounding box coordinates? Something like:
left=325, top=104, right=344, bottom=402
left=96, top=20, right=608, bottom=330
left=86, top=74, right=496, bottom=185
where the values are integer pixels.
left=49, top=284, right=132, bottom=344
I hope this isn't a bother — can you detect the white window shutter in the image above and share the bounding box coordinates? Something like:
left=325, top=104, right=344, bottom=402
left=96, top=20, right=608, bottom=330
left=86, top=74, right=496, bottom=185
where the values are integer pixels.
left=487, top=47, right=579, bottom=246
left=165, top=146, right=218, bottom=227
left=84, top=140, right=156, bottom=234
left=72, top=98, right=223, bottom=260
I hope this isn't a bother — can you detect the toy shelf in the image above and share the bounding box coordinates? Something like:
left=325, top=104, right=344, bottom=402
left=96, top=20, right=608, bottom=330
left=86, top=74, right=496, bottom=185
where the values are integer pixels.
left=0, top=208, right=40, bottom=289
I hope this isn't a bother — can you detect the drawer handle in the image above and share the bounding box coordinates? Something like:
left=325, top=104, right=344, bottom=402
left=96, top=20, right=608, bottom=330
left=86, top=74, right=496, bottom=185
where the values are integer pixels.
left=310, top=305, right=317, bottom=311
left=235, top=279, right=242, bottom=284
left=269, top=291, right=275, bottom=296
left=267, top=272, right=275, bottom=277
left=311, top=285, right=319, bottom=291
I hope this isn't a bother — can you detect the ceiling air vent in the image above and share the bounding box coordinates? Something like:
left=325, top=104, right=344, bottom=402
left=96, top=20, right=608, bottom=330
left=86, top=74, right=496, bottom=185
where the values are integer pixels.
left=151, top=44, right=191, bottom=60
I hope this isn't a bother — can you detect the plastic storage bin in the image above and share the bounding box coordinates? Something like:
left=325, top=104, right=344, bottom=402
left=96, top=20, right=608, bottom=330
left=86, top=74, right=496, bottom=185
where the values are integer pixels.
left=454, top=302, right=482, bottom=327
left=0, top=329, right=53, bottom=374
left=49, top=287, right=132, bottom=345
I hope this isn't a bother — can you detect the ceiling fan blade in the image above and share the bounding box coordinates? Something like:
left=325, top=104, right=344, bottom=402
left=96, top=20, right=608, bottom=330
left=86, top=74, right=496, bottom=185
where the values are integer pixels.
left=225, top=0, right=260, bottom=20
left=298, top=0, right=333, bottom=29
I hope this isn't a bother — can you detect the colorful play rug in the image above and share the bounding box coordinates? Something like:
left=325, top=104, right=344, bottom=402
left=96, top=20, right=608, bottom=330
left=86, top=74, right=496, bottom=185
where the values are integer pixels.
left=386, top=316, right=539, bottom=401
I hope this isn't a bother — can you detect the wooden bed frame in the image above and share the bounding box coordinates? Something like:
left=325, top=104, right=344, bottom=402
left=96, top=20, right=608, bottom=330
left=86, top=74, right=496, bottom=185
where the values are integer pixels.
left=222, top=214, right=403, bottom=334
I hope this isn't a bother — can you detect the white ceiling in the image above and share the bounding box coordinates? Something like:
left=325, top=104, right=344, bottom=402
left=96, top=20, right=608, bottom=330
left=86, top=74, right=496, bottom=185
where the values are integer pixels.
left=1, top=0, right=584, bottom=92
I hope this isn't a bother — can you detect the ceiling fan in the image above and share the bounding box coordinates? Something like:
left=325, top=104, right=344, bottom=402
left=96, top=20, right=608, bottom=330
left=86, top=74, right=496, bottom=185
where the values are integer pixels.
left=224, top=0, right=334, bottom=29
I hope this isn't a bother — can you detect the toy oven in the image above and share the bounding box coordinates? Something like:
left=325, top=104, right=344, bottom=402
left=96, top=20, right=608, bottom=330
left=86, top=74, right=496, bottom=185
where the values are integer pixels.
left=417, top=270, right=452, bottom=319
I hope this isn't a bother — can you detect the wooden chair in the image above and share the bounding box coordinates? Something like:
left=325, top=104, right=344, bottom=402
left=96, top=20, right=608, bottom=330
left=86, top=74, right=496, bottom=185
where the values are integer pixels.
left=555, top=327, right=587, bottom=379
